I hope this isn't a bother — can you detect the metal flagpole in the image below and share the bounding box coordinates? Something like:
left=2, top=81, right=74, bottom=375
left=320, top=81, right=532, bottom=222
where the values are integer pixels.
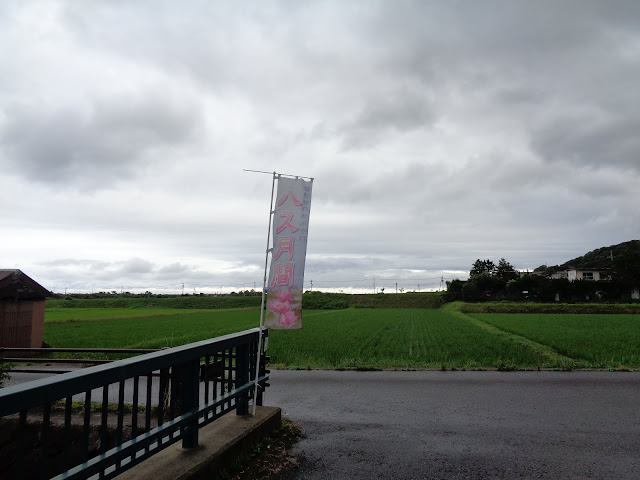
left=252, top=171, right=277, bottom=415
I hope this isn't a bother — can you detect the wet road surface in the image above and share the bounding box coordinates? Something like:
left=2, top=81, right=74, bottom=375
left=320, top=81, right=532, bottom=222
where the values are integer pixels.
left=265, top=370, right=640, bottom=479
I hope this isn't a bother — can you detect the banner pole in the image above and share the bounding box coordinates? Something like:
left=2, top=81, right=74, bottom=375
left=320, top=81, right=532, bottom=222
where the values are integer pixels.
left=252, top=171, right=277, bottom=415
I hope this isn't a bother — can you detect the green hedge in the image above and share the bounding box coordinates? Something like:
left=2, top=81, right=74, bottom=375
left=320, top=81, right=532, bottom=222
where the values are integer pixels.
left=303, top=291, right=445, bottom=309
left=46, top=296, right=262, bottom=309
left=47, top=292, right=446, bottom=310
left=459, top=302, right=640, bottom=314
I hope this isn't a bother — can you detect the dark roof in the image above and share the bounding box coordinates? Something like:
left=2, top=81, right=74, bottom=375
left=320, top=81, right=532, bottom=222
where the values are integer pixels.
left=0, top=269, right=52, bottom=300
left=561, top=267, right=611, bottom=271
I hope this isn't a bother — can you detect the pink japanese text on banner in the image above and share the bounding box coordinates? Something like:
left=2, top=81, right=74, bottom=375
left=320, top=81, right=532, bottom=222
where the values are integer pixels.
left=265, top=176, right=313, bottom=329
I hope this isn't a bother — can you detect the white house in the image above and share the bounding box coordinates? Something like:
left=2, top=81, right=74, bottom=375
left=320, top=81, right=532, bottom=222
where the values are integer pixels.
left=551, top=268, right=610, bottom=282
left=550, top=267, right=640, bottom=301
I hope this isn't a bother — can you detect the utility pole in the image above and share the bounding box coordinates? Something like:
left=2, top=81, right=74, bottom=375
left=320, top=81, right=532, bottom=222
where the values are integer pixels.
left=310, top=279, right=313, bottom=291
left=395, top=282, right=398, bottom=294
left=373, top=278, right=376, bottom=294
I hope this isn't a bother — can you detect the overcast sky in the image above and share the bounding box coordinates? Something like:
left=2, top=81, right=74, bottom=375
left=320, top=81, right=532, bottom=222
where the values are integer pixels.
left=2, top=1, right=639, bottom=294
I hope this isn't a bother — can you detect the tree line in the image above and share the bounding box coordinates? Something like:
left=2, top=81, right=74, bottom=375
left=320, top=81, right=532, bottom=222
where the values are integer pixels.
left=446, top=253, right=640, bottom=303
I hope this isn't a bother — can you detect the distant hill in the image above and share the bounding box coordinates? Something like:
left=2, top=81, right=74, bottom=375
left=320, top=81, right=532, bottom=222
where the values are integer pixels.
left=560, top=240, right=640, bottom=269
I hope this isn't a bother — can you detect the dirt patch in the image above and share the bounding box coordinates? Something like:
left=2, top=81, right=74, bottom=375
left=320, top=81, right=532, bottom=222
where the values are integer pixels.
left=220, top=417, right=303, bottom=480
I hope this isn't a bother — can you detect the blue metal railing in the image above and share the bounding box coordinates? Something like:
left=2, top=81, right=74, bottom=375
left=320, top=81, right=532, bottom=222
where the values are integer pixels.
left=0, top=327, right=269, bottom=480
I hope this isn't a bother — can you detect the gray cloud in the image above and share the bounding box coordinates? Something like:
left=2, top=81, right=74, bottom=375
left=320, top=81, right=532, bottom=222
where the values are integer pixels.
left=340, top=89, right=436, bottom=150
left=119, top=258, right=154, bottom=275
left=157, top=262, right=196, bottom=276
left=531, top=113, right=640, bottom=171
left=35, top=257, right=240, bottom=293
left=42, top=258, right=110, bottom=268
left=1, top=90, right=203, bottom=188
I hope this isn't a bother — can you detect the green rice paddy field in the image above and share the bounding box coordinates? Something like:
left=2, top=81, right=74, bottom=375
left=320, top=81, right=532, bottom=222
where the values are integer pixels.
left=42, top=305, right=640, bottom=370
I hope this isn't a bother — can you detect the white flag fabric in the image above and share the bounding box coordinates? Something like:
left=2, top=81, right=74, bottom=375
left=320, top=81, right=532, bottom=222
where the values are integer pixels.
left=265, top=176, right=313, bottom=329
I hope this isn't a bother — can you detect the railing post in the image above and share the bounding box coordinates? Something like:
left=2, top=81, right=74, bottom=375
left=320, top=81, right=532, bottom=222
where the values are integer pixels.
left=181, top=358, right=200, bottom=448
left=236, top=343, right=249, bottom=415
left=257, top=352, right=269, bottom=406
left=256, top=330, right=269, bottom=407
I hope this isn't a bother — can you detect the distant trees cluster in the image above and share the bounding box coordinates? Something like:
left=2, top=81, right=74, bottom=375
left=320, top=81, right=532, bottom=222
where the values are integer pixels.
left=446, top=251, right=640, bottom=303
left=469, top=258, right=519, bottom=281
left=228, top=289, right=262, bottom=297
left=447, top=258, right=519, bottom=302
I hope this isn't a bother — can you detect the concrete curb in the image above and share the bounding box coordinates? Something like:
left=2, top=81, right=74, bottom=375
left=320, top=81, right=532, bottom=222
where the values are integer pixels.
left=116, top=406, right=282, bottom=480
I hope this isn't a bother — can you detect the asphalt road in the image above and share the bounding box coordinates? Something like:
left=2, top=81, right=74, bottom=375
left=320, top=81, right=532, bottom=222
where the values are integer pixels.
left=264, top=370, right=640, bottom=480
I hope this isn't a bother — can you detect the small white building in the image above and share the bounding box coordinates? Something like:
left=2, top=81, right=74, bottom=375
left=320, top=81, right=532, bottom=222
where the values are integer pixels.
left=551, top=268, right=610, bottom=282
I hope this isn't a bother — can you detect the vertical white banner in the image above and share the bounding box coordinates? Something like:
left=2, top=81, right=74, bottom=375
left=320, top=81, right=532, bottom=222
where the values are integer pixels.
left=265, top=176, right=313, bottom=329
